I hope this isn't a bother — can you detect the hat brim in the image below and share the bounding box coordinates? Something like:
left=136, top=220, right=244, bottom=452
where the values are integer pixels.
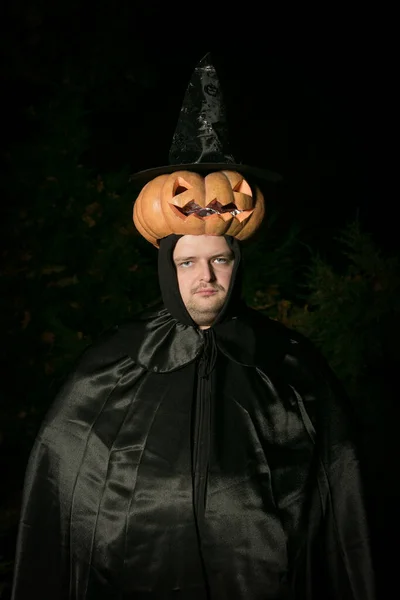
left=130, top=162, right=282, bottom=187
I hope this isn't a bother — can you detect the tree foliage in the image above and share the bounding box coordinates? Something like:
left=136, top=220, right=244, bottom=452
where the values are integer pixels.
left=288, top=222, right=400, bottom=404
left=1, top=93, right=160, bottom=453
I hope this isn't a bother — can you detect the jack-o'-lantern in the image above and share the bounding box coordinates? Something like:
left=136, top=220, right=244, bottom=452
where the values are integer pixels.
left=133, top=169, right=265, bottom=247
left=131, top=53, right=280, bottom=248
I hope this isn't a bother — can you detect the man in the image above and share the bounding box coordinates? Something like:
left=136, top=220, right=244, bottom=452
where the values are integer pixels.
left=12, top=55, right=375, bottom=599
left=172, top=235, right=234, bottom=328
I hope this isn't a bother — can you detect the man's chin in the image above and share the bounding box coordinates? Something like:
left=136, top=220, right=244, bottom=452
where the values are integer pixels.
left=190, top=313, right=219, bottom=327
left=187, top=298, right=226, bottom=326
left=193, top=296, right=224, bottom=311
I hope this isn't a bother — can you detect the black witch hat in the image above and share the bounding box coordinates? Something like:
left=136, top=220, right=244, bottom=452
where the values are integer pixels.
left=130, top=53, right=282, bottom=186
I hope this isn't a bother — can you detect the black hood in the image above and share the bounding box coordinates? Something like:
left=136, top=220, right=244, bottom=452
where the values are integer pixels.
left=157, top=234, right=245, bottom=328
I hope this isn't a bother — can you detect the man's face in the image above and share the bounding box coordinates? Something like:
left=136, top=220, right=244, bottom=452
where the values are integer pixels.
left=172, top=235, right=235, bottom=329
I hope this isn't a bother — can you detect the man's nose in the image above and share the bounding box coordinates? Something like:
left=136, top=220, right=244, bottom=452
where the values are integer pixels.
left=199, top=261, right=215, bottom=282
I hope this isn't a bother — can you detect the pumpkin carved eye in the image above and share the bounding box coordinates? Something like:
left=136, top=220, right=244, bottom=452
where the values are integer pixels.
left=233, top=179, right=252, bottom=195
left=173, top=177, right=191, bottom=196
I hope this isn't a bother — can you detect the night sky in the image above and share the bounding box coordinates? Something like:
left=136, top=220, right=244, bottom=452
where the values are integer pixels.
left=1, top=3, right=395, bottom=255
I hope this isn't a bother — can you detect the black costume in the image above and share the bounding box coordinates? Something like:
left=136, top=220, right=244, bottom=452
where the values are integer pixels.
left=11, top=235, right=375, bottom=599
left=12, top=52, right=376, bottom=599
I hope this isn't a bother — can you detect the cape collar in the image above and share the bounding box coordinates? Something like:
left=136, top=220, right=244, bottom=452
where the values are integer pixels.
left=117, top=304, right=291, bottom=373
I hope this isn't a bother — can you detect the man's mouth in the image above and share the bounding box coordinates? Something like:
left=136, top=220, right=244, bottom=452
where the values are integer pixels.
left=195, top=288, right=218, bottom=296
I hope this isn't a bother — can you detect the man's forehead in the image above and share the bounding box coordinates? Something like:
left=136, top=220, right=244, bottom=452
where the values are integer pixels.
left=173, top=235, right=232, bottom=258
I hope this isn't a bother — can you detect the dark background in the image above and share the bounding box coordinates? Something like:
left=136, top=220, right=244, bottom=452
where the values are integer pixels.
left=1, top=2, right=395, bottom=248
left=0, top=2, right=397, bottom=598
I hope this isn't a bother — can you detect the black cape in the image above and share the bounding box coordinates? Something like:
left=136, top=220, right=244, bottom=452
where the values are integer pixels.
left=11, top=237, right=375, bottom=600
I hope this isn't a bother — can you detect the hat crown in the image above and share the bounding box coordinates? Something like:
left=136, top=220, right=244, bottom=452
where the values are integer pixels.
left=168, top=53, right=236, bottom=166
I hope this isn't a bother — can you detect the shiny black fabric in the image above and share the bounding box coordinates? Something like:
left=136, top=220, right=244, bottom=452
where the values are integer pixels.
left=12, top=303, right=376, bottom=599
left=168, top=52, right=236, bottom=167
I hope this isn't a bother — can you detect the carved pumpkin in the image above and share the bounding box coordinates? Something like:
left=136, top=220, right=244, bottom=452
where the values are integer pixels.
left=133, top=170, right=265, bottom=247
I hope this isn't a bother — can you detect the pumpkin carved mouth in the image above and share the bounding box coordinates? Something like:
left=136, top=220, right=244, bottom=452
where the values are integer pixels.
left=171, top=200, right=244, bottom=218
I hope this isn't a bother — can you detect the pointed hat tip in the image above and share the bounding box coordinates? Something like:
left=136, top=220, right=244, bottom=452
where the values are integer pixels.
left=197, top=51, right=213, bottom=65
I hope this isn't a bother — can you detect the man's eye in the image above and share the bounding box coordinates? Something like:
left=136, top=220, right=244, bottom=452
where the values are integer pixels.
left=180, top=261, right=193, bottom=268
left=214, top=257, right=228, bottom=264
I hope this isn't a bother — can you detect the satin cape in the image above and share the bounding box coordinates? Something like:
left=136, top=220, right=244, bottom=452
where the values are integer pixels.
left=12, top=237, right=375, bottom=599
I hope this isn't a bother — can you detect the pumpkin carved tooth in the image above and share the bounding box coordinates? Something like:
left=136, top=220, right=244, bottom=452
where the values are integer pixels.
left=133, top=169, right=265, bottom=247
left=171, top=200, right=247, bottom=218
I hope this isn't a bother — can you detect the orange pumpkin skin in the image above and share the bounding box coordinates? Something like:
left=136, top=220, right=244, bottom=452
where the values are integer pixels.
left=133, top=175, right=171, bottom=243
left=133, top=170, right=265, bottom=247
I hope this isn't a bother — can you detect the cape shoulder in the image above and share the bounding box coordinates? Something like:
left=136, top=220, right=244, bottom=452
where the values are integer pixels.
left=39, top=307, right=202, bottom=435
left=215, top=306, right=317, bottom=371
left=233, top=308, right=356, bottom=439
left=57, top=306, right=203, bottom=377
